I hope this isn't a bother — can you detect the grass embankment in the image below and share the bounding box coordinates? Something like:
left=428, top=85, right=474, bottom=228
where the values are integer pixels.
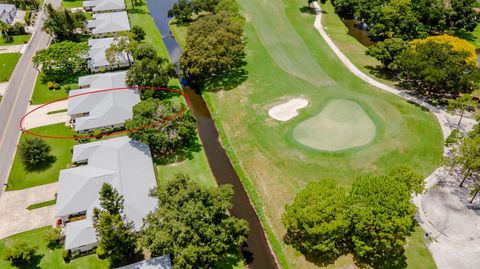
left=0, top=53, right=21, bottom=82
left=61, top=0, right=83, bottom=9
left=0, top=35, right=30, bottom=46
left=0, top=227, right=109, bottom=269
left=174, top=0, right=443, bottom=267
left=31, top=72, right=78, bottom=104
left=7, top=123, right=76, bottom=190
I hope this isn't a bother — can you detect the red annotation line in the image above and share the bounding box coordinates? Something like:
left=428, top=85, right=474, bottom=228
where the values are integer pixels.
left=19, top=86, right=191, bottom=140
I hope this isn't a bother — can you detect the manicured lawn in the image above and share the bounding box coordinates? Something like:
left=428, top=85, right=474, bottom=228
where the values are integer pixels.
left=128, top=3, right=169, bottom=56
left=170, top=19, right=188, bottom=48
left=172, top=0, right=444, bottom=267
left=0, top=226, right=109, bottom=269
left=404, top=226, right=437, bottom=269
left=7, top=123, right=76, bottom=191
left=31, top=72, right=77, bottom=104
left=61, top=0, right=84, bottom=9
left=26, top=199, right=56, bottom=210
left=0, top=35, right=30, bottom=46
left=468, top=24, right=480, bottom=49
left=0, top=53, right=20, bottom=82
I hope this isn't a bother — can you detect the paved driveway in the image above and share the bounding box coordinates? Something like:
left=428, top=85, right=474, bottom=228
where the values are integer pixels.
left=0, top=183, right=57, bottom=239
left=22, top=100, right=69, bottom=129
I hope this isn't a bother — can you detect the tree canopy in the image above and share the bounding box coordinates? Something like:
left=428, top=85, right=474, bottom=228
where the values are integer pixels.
left=179, top=11, right=245, bottom=86
left=18, top=137, right=51, bottom=167
left=126, top=56, right=176, bottom=99
left=366, top=38, right=408, bottom=70
left=447, top=94, right=477, bottom=125
left=283, top=166, right=421, bottom=267
left=92, top=183, right=137, bottom=267
left=282, top=179, right=349, bottom=262
left=395, top=40, right=478, bottom=98
left=139, top=173, right=249, bottom=269
left=329, top=0, right=480, bottom=40
left=125, top=99, right=197, bottom=158
left=43, top=4, right=86, bottom=41
left=33, top=41, right=88, bottom=83
left=3, top=241, right=39, bottom=267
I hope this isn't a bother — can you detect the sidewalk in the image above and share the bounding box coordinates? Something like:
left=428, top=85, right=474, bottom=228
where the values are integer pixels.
left=0, top=44, right=26, bottom=54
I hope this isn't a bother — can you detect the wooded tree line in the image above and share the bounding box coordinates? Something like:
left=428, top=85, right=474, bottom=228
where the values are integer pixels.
left=366, top=35, right=480, bottom=99
left=329, top=0, right=479, bottom=41
left=282, top=166, right=423, bottom=268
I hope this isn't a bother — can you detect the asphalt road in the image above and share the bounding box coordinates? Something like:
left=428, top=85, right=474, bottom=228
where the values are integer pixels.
left=0, top=0, right=59, bottom=198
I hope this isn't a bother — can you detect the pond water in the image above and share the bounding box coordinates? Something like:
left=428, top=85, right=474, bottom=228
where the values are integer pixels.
left=342, top=19, right=376, bottom=47
left=145, top=0, right=279, bottom=268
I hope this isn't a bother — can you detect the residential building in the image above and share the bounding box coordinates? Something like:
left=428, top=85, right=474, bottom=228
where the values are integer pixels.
left=54, top=137, right=157, bottom=252
left=116, top=255, right=172, bottom=269
left=0, top=4, right=16, bottom=25
left=87, top=37, right=132, bottom=72
left=78, top=71, right=127, bottom=89
left=86, top=11, right=130, bottom=37
left=83, top=0, right=126, bottom=13
left=67, top=85, right=140, bottom=131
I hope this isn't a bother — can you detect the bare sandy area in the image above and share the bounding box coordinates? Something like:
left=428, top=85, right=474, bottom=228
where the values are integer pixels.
left=268, top=98, right=308, bottom=121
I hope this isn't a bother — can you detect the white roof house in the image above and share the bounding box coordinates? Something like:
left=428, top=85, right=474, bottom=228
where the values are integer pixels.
left=0, top=4, right=16, bottom=25
left=67, top=86, right=140, bottom=131
left=117, top=255, right=172, bottom=269
left=78, top=71, right=127, bottom=89
left=83, top=0, right=126, bottom=13
left=87, top=37, right=132, bottom=72
left=55, top=137, right=157, bottom=251
left=86, top=11, right=130, bottom=36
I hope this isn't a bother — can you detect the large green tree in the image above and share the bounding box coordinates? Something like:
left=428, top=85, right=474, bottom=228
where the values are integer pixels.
left=282, top=179, right=350, bottom=261
left=348, top=175, right=416, bottom=267
left=395, top=41, right=478, bottom=98
left=33, top=41, right=88, bottom=83
left=445, top=134, right=480, bottom=187
left=43, top=4, right=86, bottom=41
left=125, top=99, right=197, bottom=157
left=168, top=0, right=195, bottom=23
left=180, top=11, right=245, bottom=86
left=92, top=183, right=137, bottom=267
left=18, top=137, right=51, bottom=167
left=126, top=56, right=176, bottom=99
left=3, top=242, right=38, bottom=267
left=139, top=173, right=249, bottom=269
left=366, top=38, right=408, bottom=70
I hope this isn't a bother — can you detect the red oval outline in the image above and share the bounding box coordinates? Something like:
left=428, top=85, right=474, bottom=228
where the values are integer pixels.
left=20, top=86, right=191, bottom=140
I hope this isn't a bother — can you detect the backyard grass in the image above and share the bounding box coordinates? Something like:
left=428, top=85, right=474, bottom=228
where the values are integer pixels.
left=170, top=0, right=444, bottom=267
left=7, top=123, right=76, bottom=191
left=61, top=0, right=84, bottom=9
left=26, top=199, right=56, bottom=210
left=31, top=72, right=77, bottom=104
left=0, top=226, right=109, bottom=269
left=127, top=3, right=169, bottom=57
left=0, top=35, right=30, bottom=46
left=0, top=53, right=20, bottom=82
left=170, top=19, right=188, bottom=48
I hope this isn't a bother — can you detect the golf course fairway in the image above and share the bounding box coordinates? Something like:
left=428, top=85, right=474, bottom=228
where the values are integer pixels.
left=197, top=0, right=444, bottom=267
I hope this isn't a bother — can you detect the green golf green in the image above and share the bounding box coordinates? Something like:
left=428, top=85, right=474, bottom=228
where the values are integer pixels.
left=293, top=99, right=376, bottom=151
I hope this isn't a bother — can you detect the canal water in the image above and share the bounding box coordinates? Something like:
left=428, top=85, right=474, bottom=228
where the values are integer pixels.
left=145, top=0, right=279, bottom=268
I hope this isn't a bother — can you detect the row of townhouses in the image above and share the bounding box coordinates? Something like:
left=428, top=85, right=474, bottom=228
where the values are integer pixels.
left=52, top=1, right=169, bottom=267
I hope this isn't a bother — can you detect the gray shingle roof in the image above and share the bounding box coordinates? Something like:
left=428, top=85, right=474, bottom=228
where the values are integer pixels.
left=78, top=71, right=127, bottom=89
left=67, top=86, right=140, bottom=131
left=116, top=255, right=172, bottom=269
left=87, top=11, right=130, bottom=35
left=55, top=137, right=157, bottom=250
left=83, top=0, right=126, bottom=12
left=88, top=37, right=131, bottom=69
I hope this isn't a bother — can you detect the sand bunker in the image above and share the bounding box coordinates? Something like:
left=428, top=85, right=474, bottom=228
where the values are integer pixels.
left=292, top=99, right=376, bottom=151
left=268, top=98, right=308, bottom=121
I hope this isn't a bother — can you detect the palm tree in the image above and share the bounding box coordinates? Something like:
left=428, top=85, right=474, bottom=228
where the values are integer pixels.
left=0, top=21, right=12, bottom=42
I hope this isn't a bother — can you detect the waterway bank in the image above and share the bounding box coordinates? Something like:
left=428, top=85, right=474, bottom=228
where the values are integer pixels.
left=145, top=0, right=279, bottom=268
